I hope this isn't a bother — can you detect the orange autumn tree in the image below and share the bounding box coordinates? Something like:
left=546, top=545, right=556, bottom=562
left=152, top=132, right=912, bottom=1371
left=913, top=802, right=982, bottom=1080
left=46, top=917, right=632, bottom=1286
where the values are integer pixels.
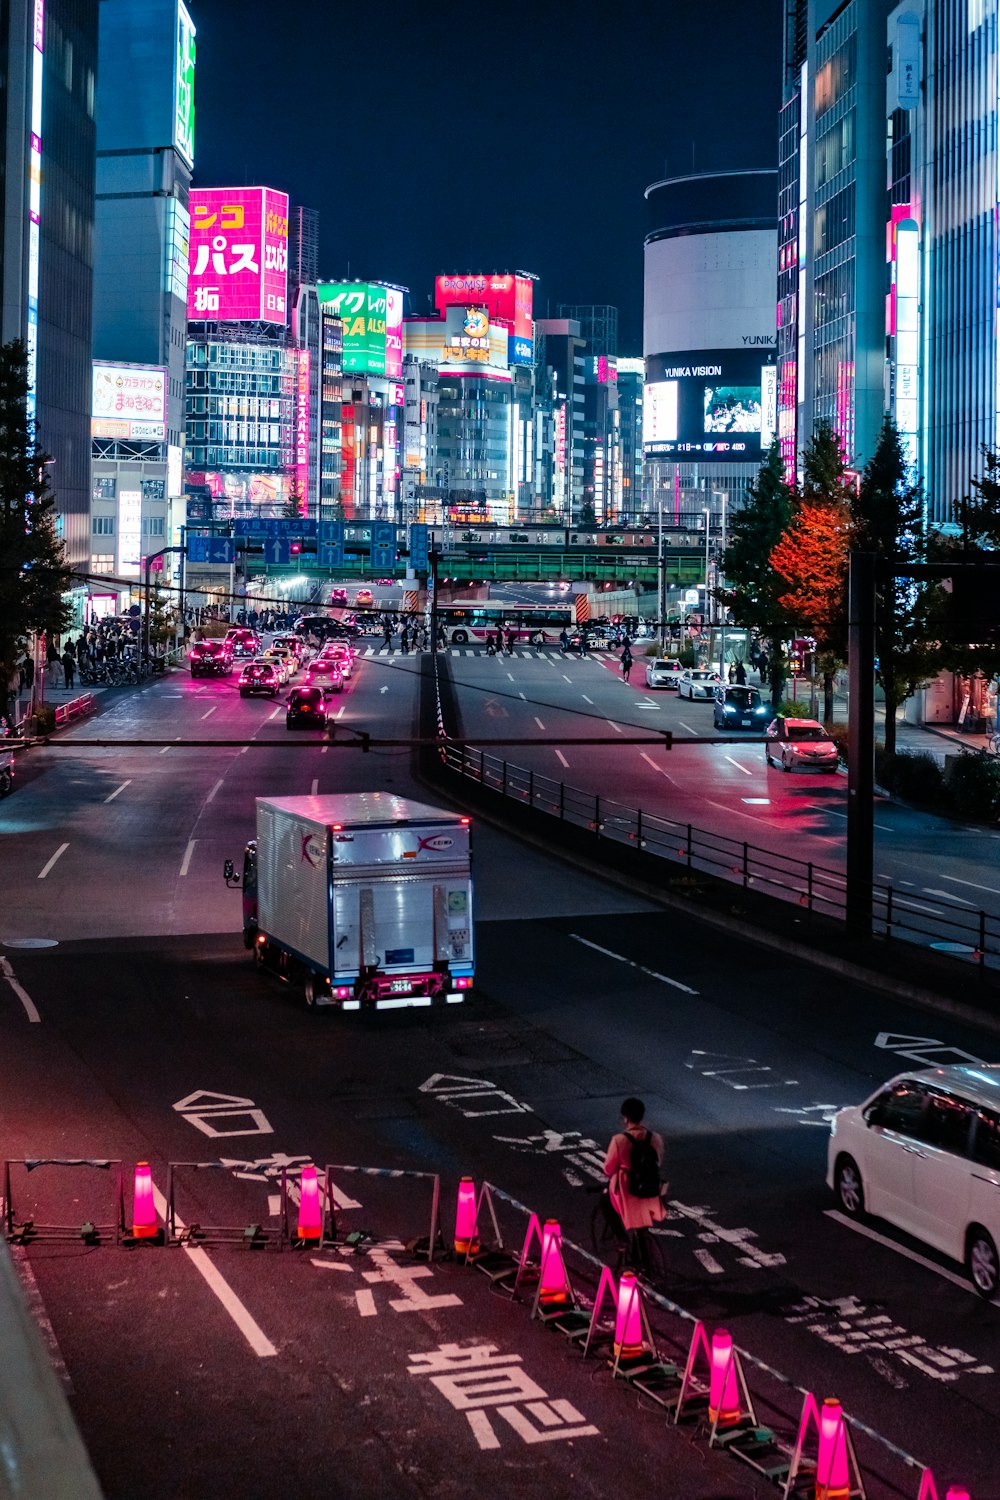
left=770, top=423, right=852, bottom=720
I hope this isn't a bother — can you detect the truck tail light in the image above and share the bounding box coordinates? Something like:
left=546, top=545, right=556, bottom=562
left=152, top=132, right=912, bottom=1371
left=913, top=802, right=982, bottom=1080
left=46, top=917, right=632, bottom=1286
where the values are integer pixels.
left=455, top=976, right=473, bottom=989
left=334, top=986, right=351, bottom=999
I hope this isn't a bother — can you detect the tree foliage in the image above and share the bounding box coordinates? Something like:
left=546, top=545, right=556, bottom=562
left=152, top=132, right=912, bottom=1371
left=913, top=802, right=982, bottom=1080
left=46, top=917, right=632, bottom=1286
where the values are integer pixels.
left=0, top=338, right=71, bottom=690
left=717, top=439, right=793, bottom=700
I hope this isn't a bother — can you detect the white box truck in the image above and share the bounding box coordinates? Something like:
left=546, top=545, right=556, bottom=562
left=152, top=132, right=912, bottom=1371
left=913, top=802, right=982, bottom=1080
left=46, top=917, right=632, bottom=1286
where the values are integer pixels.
left=227, top=792, right=474, bottom=1010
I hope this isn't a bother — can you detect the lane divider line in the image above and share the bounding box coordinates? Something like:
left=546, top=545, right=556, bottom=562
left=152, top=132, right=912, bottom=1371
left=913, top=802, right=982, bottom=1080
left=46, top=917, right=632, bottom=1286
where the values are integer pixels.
left=179, top=839, right=197, bottom=877
left=311, top=778, right=319, bottom=795
left=724, top=756, right=753, bottom=776
left=149, top=1182, right=278, bottom=1356
left=205, top=778, right=224, bottom=804
left=824, top=1209, right=1000, bottom=1305
left=104, top=780, right=132, bottom=803
left=201, top=705, right=217, bottom=720
left=640, top=751, right=675, bottom=783
left=554, top=749, right=569, bottom=769
left=569, top=934, right=699, bottom=995
left=0, top=956, right=41, bottom=1022
left=37, top=844, right=69, bottom=880
left=534, top=717, right=546, bottom=731
left=606, top=720, right=623, bottom=734
left=582, top=695, right=594, bottom=704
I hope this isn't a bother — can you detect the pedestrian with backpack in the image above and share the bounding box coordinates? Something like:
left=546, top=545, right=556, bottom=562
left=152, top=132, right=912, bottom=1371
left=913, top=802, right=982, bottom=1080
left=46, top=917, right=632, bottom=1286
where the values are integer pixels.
left=603, top=1096, right=666, bottom=1273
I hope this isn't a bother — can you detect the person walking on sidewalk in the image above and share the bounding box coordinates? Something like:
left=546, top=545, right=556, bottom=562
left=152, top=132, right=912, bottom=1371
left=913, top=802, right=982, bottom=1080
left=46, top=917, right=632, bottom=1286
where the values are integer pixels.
left=621, top=644, right=633, bottom=683
left=604, top=1097, right=666, bottom=1274
left=61, top=646, right=75, bottom=691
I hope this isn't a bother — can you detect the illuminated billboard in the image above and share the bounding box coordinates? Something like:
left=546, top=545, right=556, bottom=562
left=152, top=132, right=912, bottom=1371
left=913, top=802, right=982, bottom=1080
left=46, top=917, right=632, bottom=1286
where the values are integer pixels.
left=92, top=362, right=167, bottom=440
left=295, top=349, right=310, bottom=510
left=118, top=490, right=142, bottom=576
left=438, top=305, right=510, bottom=379
left=174, top=2, right=196, bottom=167
left=316, top=282, right=401, bottom=374
left=187, top=187, right=289, bottom=324
left=434, top=273, right=533, bottom=363
left=643, top=349, right=777, bottom=463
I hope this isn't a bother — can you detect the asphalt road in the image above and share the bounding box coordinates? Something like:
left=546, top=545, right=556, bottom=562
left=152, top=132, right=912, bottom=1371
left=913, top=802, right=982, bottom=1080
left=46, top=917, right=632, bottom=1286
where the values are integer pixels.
left=441, top=643, right=1000, bottom=947
left=2, top=644, right=1000, bottom=1496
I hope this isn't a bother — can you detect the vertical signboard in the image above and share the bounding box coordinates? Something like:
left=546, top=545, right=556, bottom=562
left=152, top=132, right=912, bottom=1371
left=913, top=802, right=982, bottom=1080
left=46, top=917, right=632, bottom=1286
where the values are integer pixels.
left=174, top=1, right=196, bottom=167
left=295, top=348, right=310, bottom=512
left=118, top=490, right=142, bottom=576
left=385, top=287, right=404, bottom=378
left=187, top=186, right=289, bottom=323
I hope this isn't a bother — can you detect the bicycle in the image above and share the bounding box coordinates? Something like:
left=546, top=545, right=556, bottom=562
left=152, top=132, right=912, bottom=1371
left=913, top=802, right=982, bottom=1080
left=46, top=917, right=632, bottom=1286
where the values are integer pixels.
left=588, top=1184, right=666, bottom=1281
left=989, top=731, right=1000, bottom=757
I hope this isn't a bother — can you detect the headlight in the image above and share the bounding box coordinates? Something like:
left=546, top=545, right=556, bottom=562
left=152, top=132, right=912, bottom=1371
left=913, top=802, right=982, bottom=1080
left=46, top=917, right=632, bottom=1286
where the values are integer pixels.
left=723, top=705, right=735, bottom=713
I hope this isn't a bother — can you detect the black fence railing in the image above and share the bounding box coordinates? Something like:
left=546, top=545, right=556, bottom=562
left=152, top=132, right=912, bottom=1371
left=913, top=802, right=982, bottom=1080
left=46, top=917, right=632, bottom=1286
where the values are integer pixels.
left=438, top=742, right=1000, bottom=973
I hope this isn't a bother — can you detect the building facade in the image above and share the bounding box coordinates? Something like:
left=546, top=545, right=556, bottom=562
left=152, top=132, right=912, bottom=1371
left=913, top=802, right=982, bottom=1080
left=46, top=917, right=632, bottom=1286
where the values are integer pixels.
left=616, top=357, right=646, bottom=522
left=91, top=0, right=193, bottom=606
left=1, top=0, right=99, bottom=576
left=643, top=169, right=777, bottom=526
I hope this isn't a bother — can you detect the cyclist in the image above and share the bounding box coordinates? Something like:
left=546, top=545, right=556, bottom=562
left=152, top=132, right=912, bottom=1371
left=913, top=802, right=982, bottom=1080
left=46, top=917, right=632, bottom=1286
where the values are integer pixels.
left=603, top=1097, right=666, bottom=1273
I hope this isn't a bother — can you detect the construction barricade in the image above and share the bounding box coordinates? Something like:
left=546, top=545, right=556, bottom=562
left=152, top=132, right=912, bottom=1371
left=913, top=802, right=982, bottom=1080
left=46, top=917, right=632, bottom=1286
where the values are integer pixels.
left=165, top=1159, right=293, bottom=1249
left=322, top=1163, right=442, bottom=1262
left=2, top=1157, right=125, bottom=1245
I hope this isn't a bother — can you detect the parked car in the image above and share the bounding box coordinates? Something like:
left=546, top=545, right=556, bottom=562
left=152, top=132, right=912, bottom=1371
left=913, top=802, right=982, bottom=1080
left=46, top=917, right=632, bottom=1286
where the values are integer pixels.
left=239, top=661, right=280, bottom=698
left=828, top=1065, right=1000, bottom=1297
left=645, top=657, right=684, bottom=690
left=286, top=685, right=328, bottom=729
left=713, top=685, right=769, bottom=730
left=764, top=715, right=839, bottom=772
left=189, top=640, right=233, bottom=678
left=677, top=667, right=722, bottom=700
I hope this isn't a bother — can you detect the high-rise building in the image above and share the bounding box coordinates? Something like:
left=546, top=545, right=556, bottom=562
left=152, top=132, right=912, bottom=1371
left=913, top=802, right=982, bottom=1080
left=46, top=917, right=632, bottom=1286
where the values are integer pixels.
left=777, top=0, right=892, bottom=478
left=1, top=0, right=99, bottom=577
left=556, top=304, right=618, bottom=358
left=91, top=0, right=194, bottom=606
left=616, top=357, right=646, bottom=522
left=643, top=169, right=777, bottom=528
left=288, top=205, right=319, bottom=306
left=535, top=318, right=586, bottom=523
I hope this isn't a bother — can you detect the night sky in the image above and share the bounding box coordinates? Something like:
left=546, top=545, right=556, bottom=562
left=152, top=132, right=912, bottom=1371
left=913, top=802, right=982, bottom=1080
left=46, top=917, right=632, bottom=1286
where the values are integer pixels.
left=192, top=0, right=782, bottom=353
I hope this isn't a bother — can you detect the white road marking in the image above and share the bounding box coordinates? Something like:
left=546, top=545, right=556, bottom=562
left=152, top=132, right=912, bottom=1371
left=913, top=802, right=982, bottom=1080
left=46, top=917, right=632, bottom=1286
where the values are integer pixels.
left=924, top=888, right=975, bottom=906
left=582, top=695, right=594, bottom=704
left=201, top=705, right=217, bottom=719
left=534, top=717, right=546, bottom=731
left=569, top=935, right=698, bottom=995
left=693, top=1247, right=725, bottom=1275
left=562, top=674, right=572, bottom=683
left=179, top=839, right=197, bottom=877
left=104, top=780, right=132, bottom=802
left=239, top=746, right=249, bottom=754
left=356, top=1289, right=378, bottom=1317
left=335, top=705, right=345, bottom=720
left=678, top=721, right=698, bottom=735
left=205, top=778, right=224, bottom=804
left=149, top=1182, right=278, bottom=1355
left=554, top=749, right=569, bottom=769
left=941, top=873, right=1000, bottom=897
left=311, top=778, right=319, bottom=795
left=825, top=809, right=893, bottom=832
left=310, top=1257, right=353, bottom=1272
left=0, top=956, right=41, bottom=1022
left=824, top=1210, right=1000, bottom=1305
left=159, top=744, right=172, bottom=754
left=507, top=672, right=515, bottom=682
left=606, top=720, right=623, bottom=733
left=893, top=897, right=944, bottom=917
left=519, top=692, right=526, bottom=700
left=724, top=756, right=753, bottom=776
left=268, top=705, right=281, bottom=720
left=37, top=844, right=69, bottom=880
left=466, top=1410, right=502, bottom=1450
left=640, top=751, right=674, bottom=783
left=671, top=1201, right=785, bottom=1268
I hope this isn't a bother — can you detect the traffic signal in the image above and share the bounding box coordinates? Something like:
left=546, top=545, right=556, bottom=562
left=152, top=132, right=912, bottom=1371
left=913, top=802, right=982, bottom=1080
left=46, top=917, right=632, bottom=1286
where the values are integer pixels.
left=290, top=542, right=301, bottom=556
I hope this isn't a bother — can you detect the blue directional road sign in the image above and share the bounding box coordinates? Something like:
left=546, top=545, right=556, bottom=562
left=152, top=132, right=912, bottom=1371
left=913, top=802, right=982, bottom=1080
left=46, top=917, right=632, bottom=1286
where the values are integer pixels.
left=318, top=520, right=344, bottom=545
left=262, top=537, right=291, bottom=566
left=318, top=541, right=344, bottom=570
left=187, top=536, right=235, bottom=564
left=233, top=517, right=317, bottom=539
left=409, top=523, right=429, bottom=573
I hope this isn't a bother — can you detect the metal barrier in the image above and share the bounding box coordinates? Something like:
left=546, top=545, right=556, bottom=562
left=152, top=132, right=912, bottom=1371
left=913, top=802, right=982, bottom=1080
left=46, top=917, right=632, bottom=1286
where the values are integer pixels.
left=53, top=692, right=95, bottom=726
left=324, top=1164, right=442, bottom=1261
left=437, top=738, right=1000, bottom=971
left=165, top=1160, right=289, bottom=1248
left=2, top=1158, right=125, bottom=1245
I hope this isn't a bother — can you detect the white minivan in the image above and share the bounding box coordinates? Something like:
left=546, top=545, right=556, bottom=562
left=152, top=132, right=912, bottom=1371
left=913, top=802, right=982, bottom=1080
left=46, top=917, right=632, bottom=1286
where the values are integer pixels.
left=827, top=1065, right=1000, bottom=1297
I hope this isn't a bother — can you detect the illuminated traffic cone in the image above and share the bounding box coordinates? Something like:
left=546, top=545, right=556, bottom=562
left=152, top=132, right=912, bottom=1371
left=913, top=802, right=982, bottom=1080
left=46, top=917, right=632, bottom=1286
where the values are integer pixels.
left=296, top=1164, right=323, bottom=1244
left=538, top=1219, right=569, bottom=1304
left=816, top=1398, right=850, bottom=1500
left=708, top=1328, right=742, bottom=1428
left=945, top=1491, right=969, bottom=1500
left=614, top=1271, right=647, bottom=1358
left=454, top=1177, right=479, bottom=1256
left=131, top=1162, right=159, bottom=1239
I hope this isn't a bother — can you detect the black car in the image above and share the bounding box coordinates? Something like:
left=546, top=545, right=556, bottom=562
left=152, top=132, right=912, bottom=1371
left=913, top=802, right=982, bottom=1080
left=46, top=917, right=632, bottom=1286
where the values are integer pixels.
left=189, top=640, right=233, bottom=677
left=294, top=615, right=359, bottom=641
left=713, top=685, right=769, bottom=730
left=286, top=685, right=327, bottom=729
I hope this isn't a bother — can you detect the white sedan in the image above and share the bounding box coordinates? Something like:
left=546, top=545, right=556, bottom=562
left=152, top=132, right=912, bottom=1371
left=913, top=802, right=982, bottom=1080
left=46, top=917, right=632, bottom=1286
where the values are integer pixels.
left=645, top=657, right=683, bottom=689
left=677, top=668, right=722, bottom=700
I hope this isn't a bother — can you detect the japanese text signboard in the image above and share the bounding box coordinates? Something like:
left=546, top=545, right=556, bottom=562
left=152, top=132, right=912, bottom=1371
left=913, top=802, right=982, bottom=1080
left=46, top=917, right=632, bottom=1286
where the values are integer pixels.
left=316, top=282, right=401, bottom=375
left=92, top=362, right=167, bottom=440
left=187, top=186, right=289, bottom=324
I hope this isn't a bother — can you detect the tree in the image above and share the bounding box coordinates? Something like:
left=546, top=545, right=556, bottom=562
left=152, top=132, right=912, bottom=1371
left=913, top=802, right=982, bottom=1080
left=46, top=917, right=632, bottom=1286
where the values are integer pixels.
left=957, top=447, right=1000, bottom=550
left=771, top=422, right=852, bottom=720
left=0, top=339, right=71, bottom=709
left=929, top=448, right=1000, bottom=689
left=851, top=418, right=940, bottom=753
left=717, top=439, right=794, bottom=704
left=284, top=483, right=305, bottom=520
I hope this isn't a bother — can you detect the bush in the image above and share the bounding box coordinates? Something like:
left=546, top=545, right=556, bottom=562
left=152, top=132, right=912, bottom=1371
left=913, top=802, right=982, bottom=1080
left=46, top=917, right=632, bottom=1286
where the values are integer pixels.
left=876, top=749, right=949, bottom=808
left=824, top=721, right=849, bottom=764
left=29, top=704, right=56, bottom=735
left=774, top=698, right=812, bottom=718
left=946, top=751, right=1000, bottom=820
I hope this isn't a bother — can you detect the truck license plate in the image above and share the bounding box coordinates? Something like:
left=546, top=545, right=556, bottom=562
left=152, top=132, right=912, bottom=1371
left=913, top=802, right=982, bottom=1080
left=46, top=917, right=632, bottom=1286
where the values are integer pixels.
left=390, top=979, right=412, bottom=994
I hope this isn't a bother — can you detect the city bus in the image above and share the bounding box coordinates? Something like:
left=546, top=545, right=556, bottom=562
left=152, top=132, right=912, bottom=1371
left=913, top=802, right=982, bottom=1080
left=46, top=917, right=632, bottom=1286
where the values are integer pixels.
left=435, top=603, right=575, bottom=644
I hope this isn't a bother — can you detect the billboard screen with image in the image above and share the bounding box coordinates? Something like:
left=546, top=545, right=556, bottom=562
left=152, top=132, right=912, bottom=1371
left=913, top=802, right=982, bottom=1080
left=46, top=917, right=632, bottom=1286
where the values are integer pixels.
left=643, top=348, right=775, bottom=462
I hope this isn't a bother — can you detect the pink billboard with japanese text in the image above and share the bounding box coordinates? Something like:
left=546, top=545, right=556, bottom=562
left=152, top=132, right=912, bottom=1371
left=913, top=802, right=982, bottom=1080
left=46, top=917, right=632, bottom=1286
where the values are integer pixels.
left=187, top=186, right=289, bottom=324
